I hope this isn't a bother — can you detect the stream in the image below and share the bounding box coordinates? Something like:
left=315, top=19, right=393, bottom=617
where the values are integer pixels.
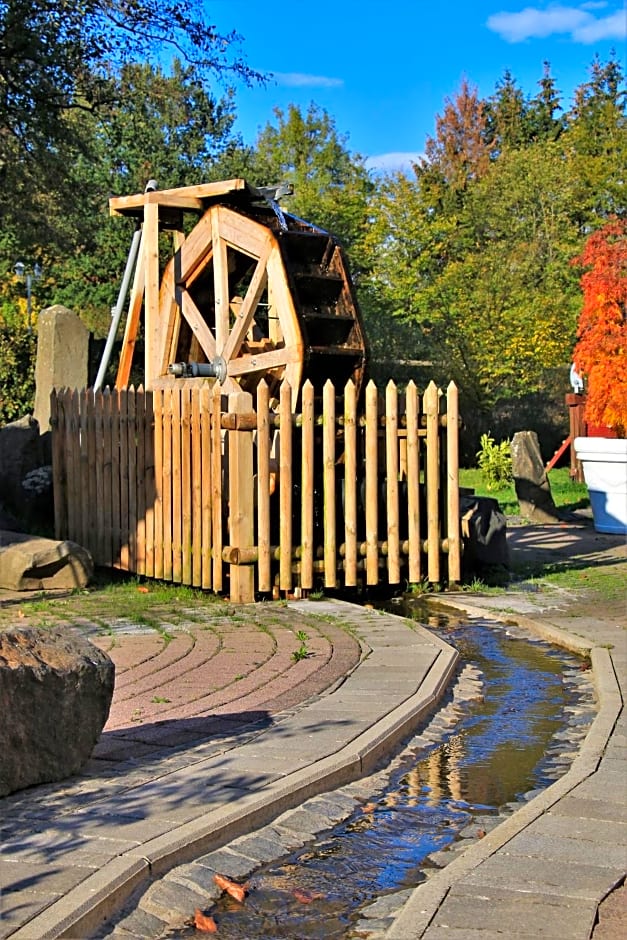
left=158, top=603, right=595, bottom=939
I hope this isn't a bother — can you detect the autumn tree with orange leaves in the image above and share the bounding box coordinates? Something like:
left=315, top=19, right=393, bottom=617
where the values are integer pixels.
left=572, top=219, right=627, bottom=437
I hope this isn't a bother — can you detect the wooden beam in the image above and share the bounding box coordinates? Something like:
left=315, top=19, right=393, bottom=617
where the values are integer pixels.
left=143, top=202, right=160, bottom=388
left=109, top=179, right=248, bottom=216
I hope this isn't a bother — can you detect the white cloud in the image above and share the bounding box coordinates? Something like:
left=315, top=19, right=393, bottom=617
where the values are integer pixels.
left=487, top=3, right=626, bottom=43
left=268, top=72, right=343, bottom=88
left=365, top=152, right=424, bottom=173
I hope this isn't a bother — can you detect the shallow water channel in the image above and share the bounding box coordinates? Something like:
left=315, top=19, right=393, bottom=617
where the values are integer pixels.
left=164, top=606, right=595, bottom=939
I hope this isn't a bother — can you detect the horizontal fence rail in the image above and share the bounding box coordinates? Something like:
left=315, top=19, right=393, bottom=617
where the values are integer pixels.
left=51, top=379, right=461, bottom=601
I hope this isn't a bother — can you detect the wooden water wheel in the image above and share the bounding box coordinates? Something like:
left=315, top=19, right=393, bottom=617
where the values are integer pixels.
left=109, top=179, right=367, bottom=405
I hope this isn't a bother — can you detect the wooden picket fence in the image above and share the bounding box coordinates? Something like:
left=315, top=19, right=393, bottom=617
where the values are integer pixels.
left=51, top=379, right=461, bottom=601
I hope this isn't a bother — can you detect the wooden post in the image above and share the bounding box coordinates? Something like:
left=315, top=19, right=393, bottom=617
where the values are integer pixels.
left=136, top=387, right=147, bottom=575
left=343, top=380, right=358, bottom=587
left=228, top=389, right=255, bottom=603
left=191, top=389, right=202, bottom=587
left=446, top=382, right=461, bottom=583
left=210, top=384, right=223, bottom=591
left=153, top=388, right=164, bottom=579
left=257, top=380, right=272, bottom=593
left=144, top=389, right=156, bottom=578
left=300, top=380, right=315, bottom=590
left=143, top=202, right=160, bottom=387
left=50, top=390, right=66, bottom=540
left=386, top=380, right=400, bottom=584
left=424, top=381, right=440, bottom=584
left=405, top=381, right=421, bottom=584
left=365, top=380, right=379, bottom=585
left=566, top=393, right=586, bottom=483
left=279, top=380, right=293, bottom=593
left=323, top=380, right=337, bottom=588
left=200, top=386, right=212, bottom=590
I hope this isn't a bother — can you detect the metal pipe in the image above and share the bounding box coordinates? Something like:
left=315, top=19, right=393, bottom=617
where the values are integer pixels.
left=94, top=226, right=142, bottom=391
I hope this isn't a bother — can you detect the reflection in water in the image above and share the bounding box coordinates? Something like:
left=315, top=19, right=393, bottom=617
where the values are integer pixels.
left=163, top=611, right=594, bottom=940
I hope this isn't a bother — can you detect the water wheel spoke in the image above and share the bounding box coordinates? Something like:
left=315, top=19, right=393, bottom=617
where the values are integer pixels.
left=180, top=292, right=217, bottom=360
left=221, top=236, right=273, bottom=363
left=227, top=345, right=301, bottom=377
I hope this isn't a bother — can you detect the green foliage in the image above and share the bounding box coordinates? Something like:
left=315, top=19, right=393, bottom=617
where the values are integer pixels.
left=0, top=322, right=36, bottom=425
left=476, top=433, right=513, bottom=489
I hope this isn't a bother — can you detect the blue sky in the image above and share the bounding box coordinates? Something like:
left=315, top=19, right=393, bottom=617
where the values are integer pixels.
left=207, top=0, right=626, bottom=172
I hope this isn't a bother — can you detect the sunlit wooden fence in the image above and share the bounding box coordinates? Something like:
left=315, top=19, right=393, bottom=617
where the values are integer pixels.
left=51, top=379, right=461, bottom=601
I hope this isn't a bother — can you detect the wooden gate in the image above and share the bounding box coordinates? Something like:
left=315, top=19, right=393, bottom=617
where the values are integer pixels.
left=51, top=379, right=461, bottom=601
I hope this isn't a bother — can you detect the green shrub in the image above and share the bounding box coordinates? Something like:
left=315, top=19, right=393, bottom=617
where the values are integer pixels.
left=0, top=323, right=36, bottom=425
left=476, top=432, right=513, bottom=490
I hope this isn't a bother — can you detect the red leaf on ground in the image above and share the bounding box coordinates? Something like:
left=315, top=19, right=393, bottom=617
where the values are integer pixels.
left=193, top=909, right=218, bottom=932
left=137, top=586, right=150, bottom=593
left=214, top=873, right=247, bottom=903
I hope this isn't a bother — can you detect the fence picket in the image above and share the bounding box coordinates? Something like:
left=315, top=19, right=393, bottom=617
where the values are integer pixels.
left=365, top=381, right=379, bottom=585
left=424, top=381, right=440, bottom=583
left=405, top=381, right=421, bottom=584
left=300, top=380, right=315, bottom=591
left=385, top=380, right=400, bottom=584
left=278, top=380, right=292, bottom=593
left=256, top=380, right=272, bottom=593
left=144, top=389, right=156, bottom=578
left=323, top=380, right=337, bottom=588
left=191, top=389, right=202, bottom=586
left=343, top=380, right=358, bottom=587
left=200, top=385, right=212, bottom=590
left=153, top=388, right=164, bottom=579
left=210, top=384, right=223, bottom=591
left=446, top=382, right=461, bottom=582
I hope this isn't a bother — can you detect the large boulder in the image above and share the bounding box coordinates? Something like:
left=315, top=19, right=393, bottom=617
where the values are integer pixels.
left=0, top=530, right=93, bottom=590
left=460, top=495, right=509, bottom=577
left=0, top=626, right=114, bottom=796
left=0, top=415, right=47, bottom=517
left=511, top=430, right=561, bottom=523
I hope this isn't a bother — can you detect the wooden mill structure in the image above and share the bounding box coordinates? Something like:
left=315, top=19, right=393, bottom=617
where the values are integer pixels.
left=108, top=178, right=367, bottom=403
left=52, top=179, right=461, bottom=600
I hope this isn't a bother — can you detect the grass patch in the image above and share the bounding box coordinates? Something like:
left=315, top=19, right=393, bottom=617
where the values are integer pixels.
left=0, top=570, right=229, bottom=632
left=460, top=466, right=589, bottom=517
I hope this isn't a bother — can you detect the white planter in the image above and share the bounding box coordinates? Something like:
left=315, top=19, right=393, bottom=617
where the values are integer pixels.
left=574, top=437, right=627, bottom=535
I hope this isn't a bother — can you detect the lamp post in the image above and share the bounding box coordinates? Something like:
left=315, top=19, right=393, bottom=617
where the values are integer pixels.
left=14, top=261, right=42, bottom=334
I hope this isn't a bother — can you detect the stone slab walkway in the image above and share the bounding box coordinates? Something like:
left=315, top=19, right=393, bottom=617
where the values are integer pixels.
left=0, top=601, right=457, bottom=939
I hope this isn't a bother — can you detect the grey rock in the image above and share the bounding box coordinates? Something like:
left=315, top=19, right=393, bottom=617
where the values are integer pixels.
left=0, top=529, right=93, bottom=590
left=511, top=430, right=561, bottom=522
left=0, top=626, right=114, bottom=796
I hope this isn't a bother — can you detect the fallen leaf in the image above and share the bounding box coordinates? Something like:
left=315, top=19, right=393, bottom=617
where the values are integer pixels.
left=361, top=802, right=377, bottom=814
left=214, top=873, right=247, bottom=903
left=477, top=828, right=486, bottom=839
left=17, top=609, right=25, bottom=618
left=193, top=908, right=218, bottom=932
left=137, top=586, right=150, bottom=593
left=292, top=888, right=324, bottom=904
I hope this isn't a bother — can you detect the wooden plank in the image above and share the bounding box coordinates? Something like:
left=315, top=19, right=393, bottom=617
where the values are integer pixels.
left=102, top=389, right=113, bottom=566
left=50, top=391, right=66, bottom=540
left=200, top=386, right=212, bottom=590
left=79, top=389, right=90, bottom=551
left=385, top=380, right=400, bottom=584
left=93, top=389, right=105, bottom=566
left=143, top=202, right=160, bottom=388
left=212, top=209, right=230, bottom=351
left=136, top=387, right=147, bottom=575
left=144, top=389, right=156, bottom=578
left=424, top=382, right=440, bottom=584
left=323, top=380, right=337, bottom=588
left=216, top=204, right=272, bottom=258
left=227, top=390, right=255, bottom=603
left=110, top=390, right=121, bottom=568
left=300, top=380, right=315, bottom=590
left=127, top=387, right=138, bottom=573
left=211, top=384, right=223, bottom=591
left=278, top=380, right=293, bottom=593
left=180, top=291, right=218, bottom=360
left=153, top=389, right=164, bottom=579
left=191, top=389, right=202, bottom=587
left=109, top=179, right=247, bottom=216
left=116, top=236, right=145, bottom=389
left=171, top=387, right=183, bottom=582
left=226, top=344, right=302, bottom=377
left=256, top=380, right=272, bottom=593
left=86, top=390, right=98, bottom=562
left=162, top=389, right=173, bottom=581
left=446, top=382, right=461, bottom=583
left=181, top=388, right=193, bottom=585
left=119, top=390, right=130, bottom=570
left=65, top=390, right=80, bottom=546
left=178, top=210, right=215, bottom=283
left=365, top=381, right=379, bottom=585
left=405, top=381, right=421, bottom=584
left=343, top=380, right=358, bottom=587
